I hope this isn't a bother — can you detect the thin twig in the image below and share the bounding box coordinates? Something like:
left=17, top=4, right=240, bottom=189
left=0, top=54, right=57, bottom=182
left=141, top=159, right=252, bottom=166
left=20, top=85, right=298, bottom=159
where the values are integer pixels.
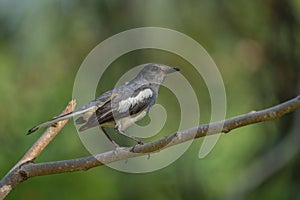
left=0, top=96, right=300, bottom=200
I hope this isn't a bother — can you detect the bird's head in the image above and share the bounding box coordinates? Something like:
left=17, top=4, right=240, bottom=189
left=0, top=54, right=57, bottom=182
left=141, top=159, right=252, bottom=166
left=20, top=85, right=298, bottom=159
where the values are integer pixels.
left=136, top=63, right=180, bottom=84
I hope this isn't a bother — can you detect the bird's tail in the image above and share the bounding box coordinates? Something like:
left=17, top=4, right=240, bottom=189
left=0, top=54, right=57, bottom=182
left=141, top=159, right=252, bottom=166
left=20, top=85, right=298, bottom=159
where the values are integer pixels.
left=27, top=108, right=92, bottom=135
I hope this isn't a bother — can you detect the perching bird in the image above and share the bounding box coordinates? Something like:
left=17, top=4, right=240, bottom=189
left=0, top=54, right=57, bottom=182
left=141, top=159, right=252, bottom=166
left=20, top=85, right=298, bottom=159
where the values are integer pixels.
left=28, top=63, right=180, bottom=147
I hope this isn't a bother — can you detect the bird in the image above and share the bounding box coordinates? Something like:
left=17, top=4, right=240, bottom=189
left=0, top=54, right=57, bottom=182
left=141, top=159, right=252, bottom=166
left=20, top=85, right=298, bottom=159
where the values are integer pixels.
left=28, top=63, right=180, bottom=147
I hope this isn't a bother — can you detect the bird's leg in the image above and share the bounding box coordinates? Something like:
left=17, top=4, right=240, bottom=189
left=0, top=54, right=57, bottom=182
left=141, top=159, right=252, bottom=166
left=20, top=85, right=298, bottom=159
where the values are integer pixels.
left=100, top=127, right=120, bottom=148
left=114, top=127, right=144, bottom=145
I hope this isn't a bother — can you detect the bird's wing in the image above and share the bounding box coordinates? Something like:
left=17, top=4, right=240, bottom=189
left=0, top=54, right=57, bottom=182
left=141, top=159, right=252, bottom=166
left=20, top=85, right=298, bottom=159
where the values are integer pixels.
left=74, top=92, right=117, bottom=125
left=27, top=91, right=116, bottom=134
left=78, top=87, right=155, bottom=132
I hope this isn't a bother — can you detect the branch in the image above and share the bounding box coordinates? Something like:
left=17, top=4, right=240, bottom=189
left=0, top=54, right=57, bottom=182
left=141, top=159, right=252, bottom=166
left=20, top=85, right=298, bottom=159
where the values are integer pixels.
left=1, top=96, right=300, bottom=199
left=18, top=100, right=76, bottom=164
left=0, top=100, right=76, bottom=199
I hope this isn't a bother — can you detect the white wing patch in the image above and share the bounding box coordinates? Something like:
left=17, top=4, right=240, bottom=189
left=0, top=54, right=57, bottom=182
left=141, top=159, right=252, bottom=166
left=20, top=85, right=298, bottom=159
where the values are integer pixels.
left=118, top=88, right=153, bottom=113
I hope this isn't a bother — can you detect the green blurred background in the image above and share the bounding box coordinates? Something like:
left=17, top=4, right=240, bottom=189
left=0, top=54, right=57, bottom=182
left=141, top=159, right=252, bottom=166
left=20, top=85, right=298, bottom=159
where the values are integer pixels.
left=1, top=0, right=300, bottom=199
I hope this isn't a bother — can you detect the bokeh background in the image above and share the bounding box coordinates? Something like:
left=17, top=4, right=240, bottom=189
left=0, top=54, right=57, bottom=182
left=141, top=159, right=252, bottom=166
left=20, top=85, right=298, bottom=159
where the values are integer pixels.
left=1, top=0, right=300, bottom=199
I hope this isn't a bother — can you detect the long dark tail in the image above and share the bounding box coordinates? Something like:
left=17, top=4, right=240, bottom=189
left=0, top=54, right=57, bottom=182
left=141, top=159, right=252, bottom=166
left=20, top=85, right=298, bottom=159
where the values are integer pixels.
left=27, top=108, right=92, bottom=135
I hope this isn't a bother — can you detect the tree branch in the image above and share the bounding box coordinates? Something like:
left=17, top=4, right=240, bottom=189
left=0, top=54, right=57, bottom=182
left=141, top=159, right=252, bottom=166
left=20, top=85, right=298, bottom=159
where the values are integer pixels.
left=1, top=96, right=300, bottom=199
left=0, top=100, right=76, bottom=199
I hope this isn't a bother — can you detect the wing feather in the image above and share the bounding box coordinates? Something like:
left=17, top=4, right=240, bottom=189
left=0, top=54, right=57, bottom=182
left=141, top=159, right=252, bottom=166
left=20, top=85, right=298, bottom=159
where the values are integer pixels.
left=78, top=87, right=154, bottom=131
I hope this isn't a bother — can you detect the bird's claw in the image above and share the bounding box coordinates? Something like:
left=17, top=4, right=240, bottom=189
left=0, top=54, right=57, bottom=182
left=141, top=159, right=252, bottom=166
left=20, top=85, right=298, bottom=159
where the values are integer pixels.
left=137, top=139, right=144, bottom=145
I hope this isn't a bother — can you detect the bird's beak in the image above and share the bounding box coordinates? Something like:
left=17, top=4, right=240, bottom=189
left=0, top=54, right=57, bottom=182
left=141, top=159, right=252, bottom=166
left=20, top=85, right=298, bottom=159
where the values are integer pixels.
left=166, top=67, right=180, bottom=74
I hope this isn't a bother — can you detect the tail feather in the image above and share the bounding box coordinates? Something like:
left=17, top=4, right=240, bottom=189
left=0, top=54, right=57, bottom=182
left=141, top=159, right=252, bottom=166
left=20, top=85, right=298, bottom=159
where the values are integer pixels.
left=27, top=112, right=74, bottom=134
left=27, top=107, right=95, bottom=135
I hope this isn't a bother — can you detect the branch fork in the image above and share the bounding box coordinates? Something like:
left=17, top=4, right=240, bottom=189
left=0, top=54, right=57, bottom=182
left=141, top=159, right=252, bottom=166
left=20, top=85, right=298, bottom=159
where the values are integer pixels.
left=1, top=96, right=300, bottom=199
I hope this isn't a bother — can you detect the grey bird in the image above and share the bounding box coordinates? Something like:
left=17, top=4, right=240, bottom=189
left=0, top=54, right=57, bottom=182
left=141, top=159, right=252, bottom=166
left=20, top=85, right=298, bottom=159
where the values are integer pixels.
left=28, top=63, right=180, bottom=147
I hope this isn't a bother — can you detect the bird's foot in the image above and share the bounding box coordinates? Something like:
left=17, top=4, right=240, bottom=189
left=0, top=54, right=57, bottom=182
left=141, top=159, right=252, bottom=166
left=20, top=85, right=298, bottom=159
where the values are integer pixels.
left=130, top=142, right=144, bottom=152
left=135, top=138, right=144, bottom=145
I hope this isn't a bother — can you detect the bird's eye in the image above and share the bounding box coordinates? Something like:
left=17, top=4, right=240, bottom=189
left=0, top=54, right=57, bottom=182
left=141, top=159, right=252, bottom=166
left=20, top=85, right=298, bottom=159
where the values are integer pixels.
left=152, top=65, right=159, bottom=71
